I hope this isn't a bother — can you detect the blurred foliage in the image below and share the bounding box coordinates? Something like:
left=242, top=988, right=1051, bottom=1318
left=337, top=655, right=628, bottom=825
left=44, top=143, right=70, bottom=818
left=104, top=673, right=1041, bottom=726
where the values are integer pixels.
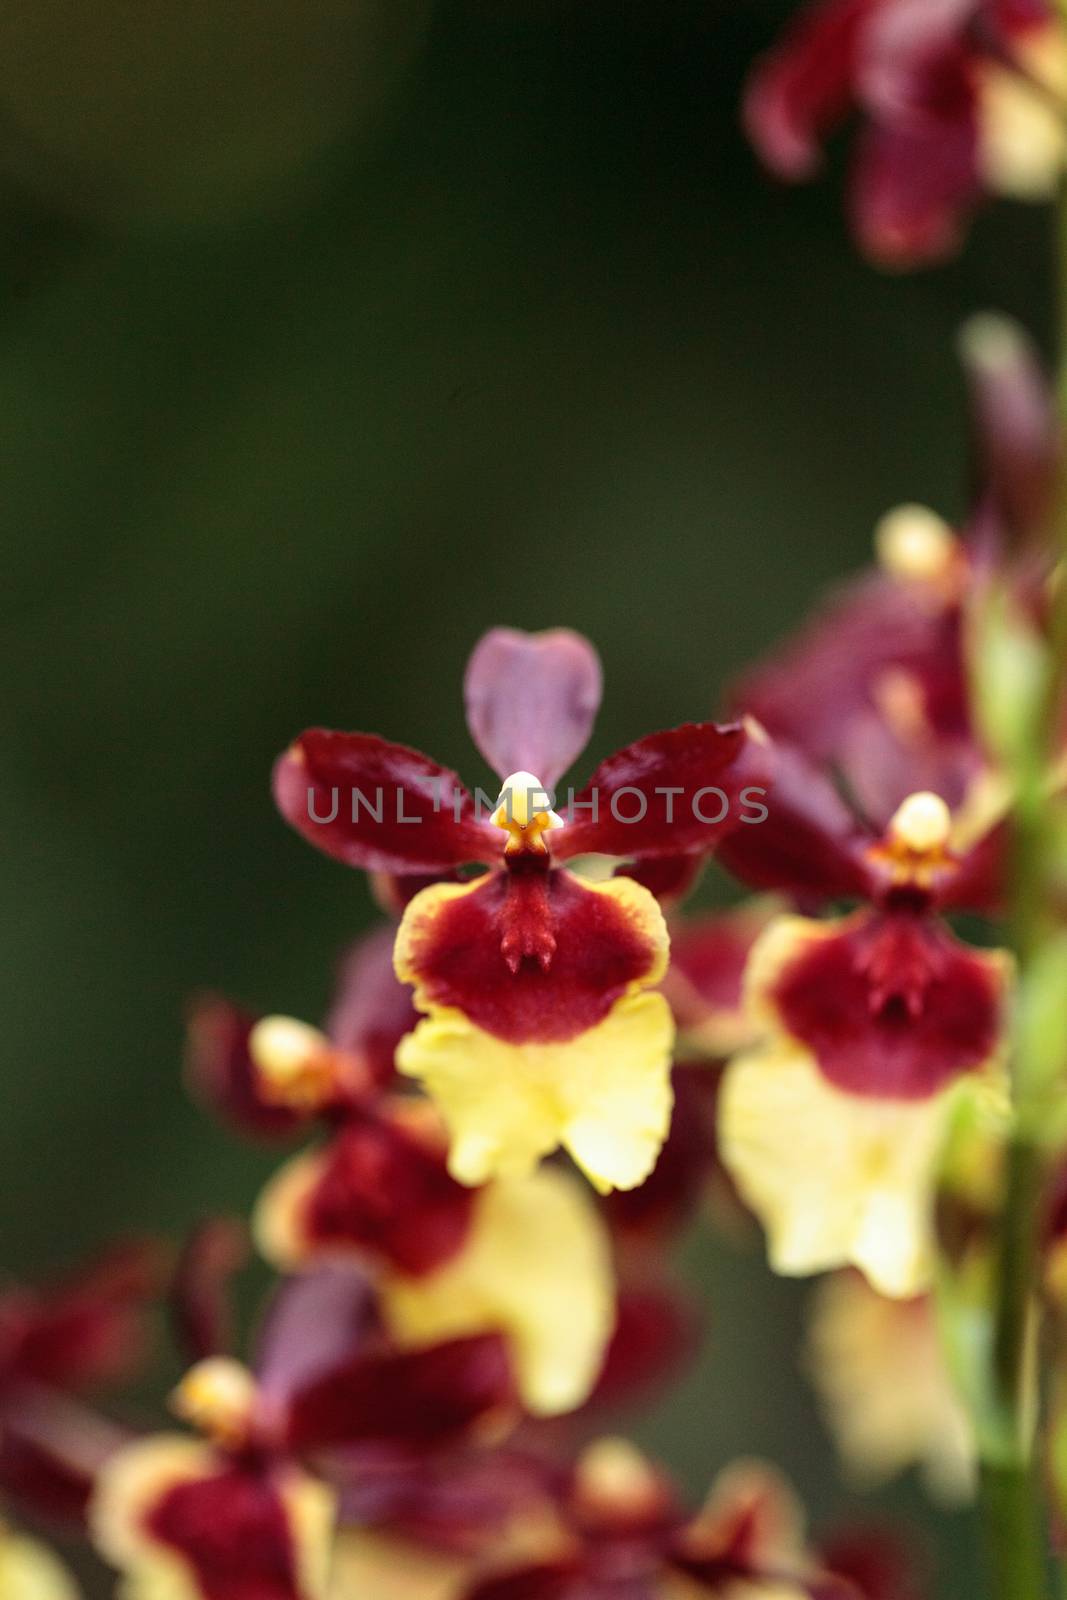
left=0, top=0, right=1053, bottom=1592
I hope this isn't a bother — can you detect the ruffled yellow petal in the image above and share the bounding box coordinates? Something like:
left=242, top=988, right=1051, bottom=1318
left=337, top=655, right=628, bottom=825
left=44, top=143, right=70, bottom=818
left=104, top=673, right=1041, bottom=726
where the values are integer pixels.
left=0, top=1531, right=81, bottom=1600
left=719, top=1045, right=956, bottom=1297
left=806, top=1273, right=975, bottom=1503
left=380, top=1166, right=615, bottom=1416
left=396, top=991, right=673, bottom=1193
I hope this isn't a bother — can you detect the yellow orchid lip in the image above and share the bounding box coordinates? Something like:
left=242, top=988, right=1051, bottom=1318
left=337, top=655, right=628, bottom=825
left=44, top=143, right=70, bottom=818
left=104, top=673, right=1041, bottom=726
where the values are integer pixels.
left=396, top=989, right=675, bottom=1194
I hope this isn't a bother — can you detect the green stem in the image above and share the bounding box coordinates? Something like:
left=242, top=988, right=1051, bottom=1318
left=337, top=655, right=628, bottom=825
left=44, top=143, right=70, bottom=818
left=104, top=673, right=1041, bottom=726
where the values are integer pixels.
left=993, top=1138, right=1042, bottom=1440
left=968, top=55, right=1067, bottom=1591
left=979, top=1134, right=1046, bottom=1600
left=983, top=1461, right=1049, bottom=1600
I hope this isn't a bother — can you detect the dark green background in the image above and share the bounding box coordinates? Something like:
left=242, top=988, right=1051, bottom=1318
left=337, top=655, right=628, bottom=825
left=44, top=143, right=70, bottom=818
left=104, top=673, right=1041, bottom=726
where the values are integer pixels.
left=0, top=1, right=1051, bottom=1593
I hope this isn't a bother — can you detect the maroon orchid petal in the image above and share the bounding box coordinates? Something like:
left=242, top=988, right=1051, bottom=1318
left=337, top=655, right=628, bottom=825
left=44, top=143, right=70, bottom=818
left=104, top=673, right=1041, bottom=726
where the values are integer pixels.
left=743, top=0, right=874, bottom=178
left=603, top=1065, right=719, bottom=1239
left=273, top=731, right=498, bottom=874
left=254, top=1266, right=380, bottom=1410
left=959, top=313, right=1059, bottom=546
left=0, top=1384, right=128, bottom=1525
left=325, top=926, right=418, bottom=1086
left=849, top=110, right=980, bottom=266
left=289, top=1112, right=475, bottom=1275
left=0, top=1428, right=95, bottom=1524
left=185, top=997, right=307, bottom=1142
left=578, top=1286, right=701, bottom=1417
left=770, top=910, right=1007, bottom=1097
left=146, top=1463, right=304, bottom=1600
left=717, top=741, right=875, bottom=903
left=397, top=867, right=665, bottom=1044
left=283, top=1334, right=517, bottom=1453
left=848, top=0, right=982, bottom=273
left=731, top=571, right=969, bottom=767
left=0, top=1242, right=163, bottom=1395
left=464, top=627, right=603, bottom=788
left=172, top=1219, right=249, bottom=1366
left=556, top=723, right=759, bottom=862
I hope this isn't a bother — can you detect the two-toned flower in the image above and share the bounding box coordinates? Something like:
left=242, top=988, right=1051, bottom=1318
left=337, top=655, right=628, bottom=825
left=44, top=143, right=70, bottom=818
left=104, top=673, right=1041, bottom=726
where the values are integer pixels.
left=187, top=964, right=616, bottom=1422
left=273, top=626, right=766, bottom=1193
left=717, top=740, right=1011, bottom=1296
left=90, top=1260, right=523, bottom=1600
left=251, top=1049, right=616, bottom=1420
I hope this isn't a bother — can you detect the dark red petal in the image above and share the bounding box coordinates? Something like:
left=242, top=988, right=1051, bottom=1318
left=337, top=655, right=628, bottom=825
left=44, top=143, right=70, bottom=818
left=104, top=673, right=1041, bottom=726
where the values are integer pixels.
left=772, top=910, right=1006, bottom=1097
left=184, top=997, right=307, bottom=1142
left=283, top=1334, right=517, bottom=1453
left=399, top=866, right=663, bottom=1044
left=464, top=627, right=602, bottom=787
left=255, top=1266, right=380, bottom=1411
left=717, top=741, right=875, bottom=903
left=273, top=731, right=497, bottom=874
left=325, top=926, right=418, bottom=1087
left=299, top=1112, right=475, bottom=1275
left=172, top=1218, right=249, bottom=1366
left=731, top=566, right=969, bottom=770
left=147, top=1464, right=303, bottom=1600
left=603, top=1065, right=718, bottom=1239
left=0, top=1242, right=163, bottom=1394
left=845, top=0, right=983, bottom=275
left=556, top=723, right=760, bottom=861
left=849, top=110, right=979, bottom=266
left=0, top=1386, right=127, bottom=1525
left=743, top=0, right=874, bottom=178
